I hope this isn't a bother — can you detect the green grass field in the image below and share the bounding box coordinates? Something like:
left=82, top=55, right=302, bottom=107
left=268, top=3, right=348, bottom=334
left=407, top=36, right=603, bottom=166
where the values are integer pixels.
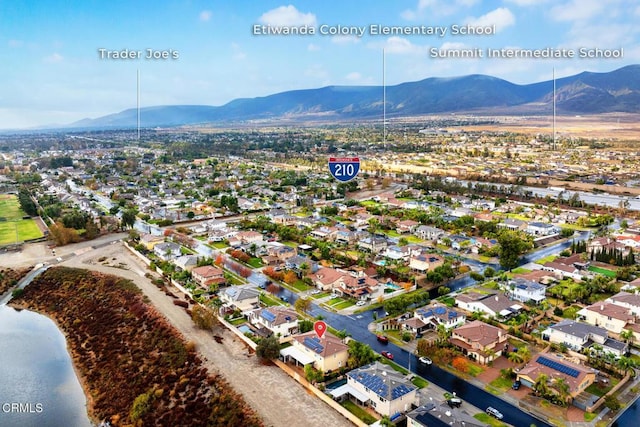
left=0, top=195, right=44, bottom=245
left=588, top=265, right=617, bottom=278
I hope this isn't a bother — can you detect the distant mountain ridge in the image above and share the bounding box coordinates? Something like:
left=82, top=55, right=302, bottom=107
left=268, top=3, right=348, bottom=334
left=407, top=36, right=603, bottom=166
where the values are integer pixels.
left=71, top=65, right=640, bottom=128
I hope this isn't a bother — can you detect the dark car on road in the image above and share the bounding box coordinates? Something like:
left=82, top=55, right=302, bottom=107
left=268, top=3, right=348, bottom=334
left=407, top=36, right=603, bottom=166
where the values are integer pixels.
left=512, top=380, right=521, bottom=390
left=377, top=335, right=389, bottom=343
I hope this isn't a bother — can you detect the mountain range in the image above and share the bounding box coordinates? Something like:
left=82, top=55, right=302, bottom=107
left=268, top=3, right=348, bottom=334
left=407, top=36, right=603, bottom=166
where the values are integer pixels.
left=71, top=65, right=640, bottom=128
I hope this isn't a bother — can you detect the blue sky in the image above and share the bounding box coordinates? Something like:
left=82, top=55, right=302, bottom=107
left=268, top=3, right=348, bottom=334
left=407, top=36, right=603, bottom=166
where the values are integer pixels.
left=1, top=0, right=638, bottom=129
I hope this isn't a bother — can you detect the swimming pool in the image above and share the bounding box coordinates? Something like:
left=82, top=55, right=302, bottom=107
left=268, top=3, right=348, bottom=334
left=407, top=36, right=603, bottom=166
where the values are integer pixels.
left=237, top=324, right=253, bottom=334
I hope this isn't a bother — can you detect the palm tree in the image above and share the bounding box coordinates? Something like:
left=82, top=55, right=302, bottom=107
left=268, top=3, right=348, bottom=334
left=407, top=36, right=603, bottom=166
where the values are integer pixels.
left=508, top=351, right=524, bottom=364
left=616, top=356, right=636, bottom=376
left=553, top=378, right=571, bottom=406
left=533, top=373, right=549, bottom=397
left=620, top=329, right=634, bottom=345
left=518, top=347, right=532, bottom=363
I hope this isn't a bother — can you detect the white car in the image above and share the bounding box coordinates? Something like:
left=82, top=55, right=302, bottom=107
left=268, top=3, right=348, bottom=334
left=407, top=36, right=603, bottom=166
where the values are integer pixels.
left=486, top=407, right=503, bottom=420
left=419, top=356, right=432, bottom=365
left=355, top=300, right=366, bottom=306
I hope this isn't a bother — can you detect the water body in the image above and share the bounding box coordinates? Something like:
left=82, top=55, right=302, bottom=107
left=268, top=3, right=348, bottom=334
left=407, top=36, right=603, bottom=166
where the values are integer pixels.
left=0, top=305, right=93, bottom=427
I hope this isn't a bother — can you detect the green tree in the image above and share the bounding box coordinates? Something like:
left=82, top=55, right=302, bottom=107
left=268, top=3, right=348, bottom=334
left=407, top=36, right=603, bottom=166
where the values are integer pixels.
left=497, top=230, right=531, bottom=270
left=256, top=335, right=281, bottom=360
left=121, top=208, right=137, bottom=229
left=298, top=319, right=314, bottom=333
left=533, top=373, right=549, bottom=397
left=347, top=340, right=376, bottom=368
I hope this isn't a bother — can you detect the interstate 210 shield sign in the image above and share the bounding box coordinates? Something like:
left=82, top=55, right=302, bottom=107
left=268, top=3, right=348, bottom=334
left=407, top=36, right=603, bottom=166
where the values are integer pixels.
left=328, top=157, right=360, bottom=182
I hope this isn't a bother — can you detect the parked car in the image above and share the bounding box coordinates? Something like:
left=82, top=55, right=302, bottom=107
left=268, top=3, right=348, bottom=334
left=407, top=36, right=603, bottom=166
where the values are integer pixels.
left=280, top=295, right=289, bottom=303
left=447, top=397, right=462, bottom=408
left=419, top=356, right=432, bottom=365
left=377, top=335, right=389, bottom=344
left=356, top=300, right=366, bottom=306
left=486, top=407, right=503, bottom=419
left=381, top=351, right=394, bottom=360
left=512, top=380, right=521, bottom=390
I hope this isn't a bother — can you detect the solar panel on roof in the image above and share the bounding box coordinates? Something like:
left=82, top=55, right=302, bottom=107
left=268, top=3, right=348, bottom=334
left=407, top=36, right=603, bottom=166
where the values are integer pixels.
left=303, top=336, right=324, bottom=353
left=537, top=356, right=580, bottom=378
left=262, top=310, right=276, bottom=322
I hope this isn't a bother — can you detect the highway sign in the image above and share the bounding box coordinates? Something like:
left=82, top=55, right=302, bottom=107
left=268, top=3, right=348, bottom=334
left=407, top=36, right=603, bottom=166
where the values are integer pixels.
left=328, top=157, right=360, bottom=182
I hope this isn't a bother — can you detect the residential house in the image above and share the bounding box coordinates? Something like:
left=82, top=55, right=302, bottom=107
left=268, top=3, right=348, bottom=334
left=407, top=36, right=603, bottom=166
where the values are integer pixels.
left=310, top=267, right=348, bottom=291
left=415, top=304, right=466, bottom=330
left=154, top=242, right=182, bottom=261
left=173, top=254, right=199, bottom=272
left=414, top=225, right=445, bottom=241
left=337, top=272, right=380, bottom=301
left=542, top=319, right=628, bottom=358
left=344, top=362, right=417, bottom=417
left=334, top=229, right=358, bottom=245
left=396, top=219, right=420, bottom=234
left=282, top=331, right=349, bottom=373
left=383, top=245, right=412, bottom=261
left=235, top=230, right=264, bottom=245
left=607, top=291, right=640, bottom=316
left=516, top=353, right=596, bottom=402
left=455, top=291, right=523, bottom=319
left=507, top=278, right=546, bottom=304
left=248, top=306, right=299, bottom=341
left=219, top=284, right=260, bottom=313
left=449, top=320, right=508, bottom=364
left=191, top=265, right=226, bottom=290
left=577, top=302, right=635, bottom=334
left=409, top=253, right=444, bottom=273
left=310, top=226, right=339, bottom=240
left=263, top=244, right=297, bottom=265
left=526, top=222, right=560, bottom=236
left=140, top=233, right=165, bottom=250
left=588, top=237, right=632, bottom=257
left=357, top=236, right=388, bottom=254
left=498, top=218, right=528, bottom=231
left=540, top=259, right=585, bottom=281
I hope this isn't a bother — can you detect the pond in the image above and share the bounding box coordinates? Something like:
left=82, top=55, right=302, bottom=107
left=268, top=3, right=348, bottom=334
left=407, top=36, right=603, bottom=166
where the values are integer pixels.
left=0, top=305, right=93, bottom=427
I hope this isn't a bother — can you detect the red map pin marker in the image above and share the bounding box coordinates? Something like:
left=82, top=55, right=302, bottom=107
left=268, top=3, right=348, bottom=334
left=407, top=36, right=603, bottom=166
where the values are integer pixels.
left=314, top=321, right=327, bottom=339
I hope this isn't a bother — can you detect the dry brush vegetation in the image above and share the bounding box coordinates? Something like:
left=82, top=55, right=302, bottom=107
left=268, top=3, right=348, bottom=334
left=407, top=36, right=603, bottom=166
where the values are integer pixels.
left=11, top=266, right=263, bottom=427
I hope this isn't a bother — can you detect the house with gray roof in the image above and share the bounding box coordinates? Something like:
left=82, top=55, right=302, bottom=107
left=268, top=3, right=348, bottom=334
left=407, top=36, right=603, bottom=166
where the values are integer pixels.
left=507, top=278, right=546, bottom=303
left=542, top=319, right=629, bottom=357
left=343, top=362, right=417, bottom=417
left=219, top=284, right=260, bottom=313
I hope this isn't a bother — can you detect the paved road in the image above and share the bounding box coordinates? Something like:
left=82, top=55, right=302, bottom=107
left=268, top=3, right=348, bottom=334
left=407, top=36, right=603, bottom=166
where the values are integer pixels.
left=61, top=242, right=352, bottom=427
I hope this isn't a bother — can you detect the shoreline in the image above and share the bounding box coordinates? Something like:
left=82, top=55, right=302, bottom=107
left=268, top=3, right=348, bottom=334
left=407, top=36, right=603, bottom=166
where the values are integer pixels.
left=8, top=300, right=98, bottom=425
left=9, top=266, right=263, bottom=426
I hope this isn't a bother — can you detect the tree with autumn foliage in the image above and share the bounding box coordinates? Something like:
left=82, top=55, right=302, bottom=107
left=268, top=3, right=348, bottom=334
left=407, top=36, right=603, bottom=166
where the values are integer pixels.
left=452, top=357, right=469, bottom=374
left=282, top=271, right=298, bottom=285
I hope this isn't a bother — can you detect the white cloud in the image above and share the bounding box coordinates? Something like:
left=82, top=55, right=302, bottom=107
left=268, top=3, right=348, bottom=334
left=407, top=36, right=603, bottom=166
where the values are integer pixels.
left=331, top=35, right=360, bottom=45
left=199, top=10, right=212, bottom=22
left=504, top=0, right=547, bottom=5
left=551, top=0, right=604, bottom=22
left=307, top=43, right=321, bottom=51
left=43, top=53, right=63, bottom=63
left=259, top=5, right=316, bottom=27
left=401, top=0, right=479, bottom=20
left=374, top=36, right=427, bottom=55
left=465, top=8, right=515, bottom=32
